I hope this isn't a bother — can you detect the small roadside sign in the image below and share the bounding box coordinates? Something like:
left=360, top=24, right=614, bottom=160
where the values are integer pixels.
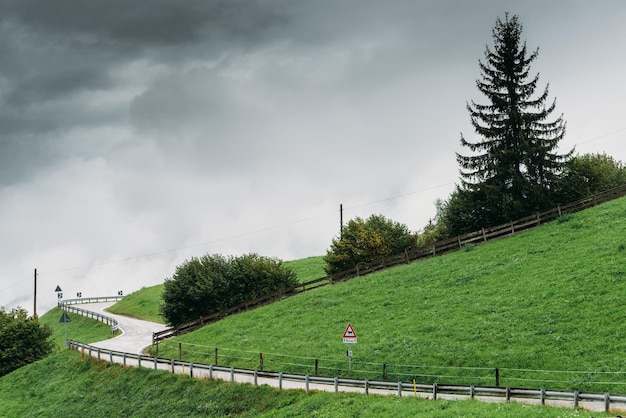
left=59, top=312, right=71, bottom=323
left=343, top=323, right=357, bottom=344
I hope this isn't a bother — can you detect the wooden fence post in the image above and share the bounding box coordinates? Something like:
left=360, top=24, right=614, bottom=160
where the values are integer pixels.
left=315, top=359, right=319, bottom=375
left=495, top=368, right=500, bottom=387
left=215, top=348, right=218, bottom=365
left=259, top=352, right=264, bottom=371
left=383, top=363, right=387, bottom=380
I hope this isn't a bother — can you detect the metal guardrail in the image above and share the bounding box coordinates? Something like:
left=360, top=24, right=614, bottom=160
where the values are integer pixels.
left=67, top=340, right=626, bottom=413
left=154, top=184, right=626, bottom=343
left=58, top=296, right=124, bottom=333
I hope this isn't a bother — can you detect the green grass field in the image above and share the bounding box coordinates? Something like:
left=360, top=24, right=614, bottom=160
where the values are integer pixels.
left=0, top=350, right=610, bottom=417
left=39, top=307, right=118, bottom=349
left=5, top=197, right=626, bottom=416
left=145, top=197, right=626, bottom=393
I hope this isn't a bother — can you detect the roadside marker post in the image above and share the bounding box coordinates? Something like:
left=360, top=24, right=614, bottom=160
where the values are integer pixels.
left=343, top=323, right=357, bottom=371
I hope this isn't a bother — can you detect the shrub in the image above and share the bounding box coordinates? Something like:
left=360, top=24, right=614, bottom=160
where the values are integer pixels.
left=160, top=253, right=297, bottom=327
left=324, top=214, right=415, bottom=275
left=0, top=307, right=54, bottom=377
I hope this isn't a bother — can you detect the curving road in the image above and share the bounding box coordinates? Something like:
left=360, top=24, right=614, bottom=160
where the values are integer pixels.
left=79, top=301, right=168, bottom=355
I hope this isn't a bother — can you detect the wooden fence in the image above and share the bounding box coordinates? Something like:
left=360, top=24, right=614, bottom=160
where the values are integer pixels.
left=153, top=184, right=626, bottom=343
left=68, top=340, right=626, bottom=413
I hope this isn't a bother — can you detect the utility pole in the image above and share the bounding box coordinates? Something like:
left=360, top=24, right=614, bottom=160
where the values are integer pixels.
left=33, top=268, right=37, bottom=317
left=340, top=204, right=343, bottom=239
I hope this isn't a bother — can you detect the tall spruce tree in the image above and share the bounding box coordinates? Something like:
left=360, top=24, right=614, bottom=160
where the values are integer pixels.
left=456, top=13, right=571, bottom=227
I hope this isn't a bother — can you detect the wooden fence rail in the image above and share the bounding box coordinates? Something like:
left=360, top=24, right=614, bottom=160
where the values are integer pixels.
left=68, top=340, right=626, bottom=413
left=153, top=184, right=626, bottom=343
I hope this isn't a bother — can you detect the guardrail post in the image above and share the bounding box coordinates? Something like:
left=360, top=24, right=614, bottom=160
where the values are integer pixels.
left=153, top=357, right=157, bottom=370
left=540, top=388, right=545, bottom=405
left=97, top=348, right=101, bottom=361
left=230, top=367, right=235, bottom=382
left=305, top=374, right=310, bottom=393
left=334, top=376, right=339, bottom=392
left=109, top=351, right=113, bottom=365
left=279, top=372, right=283, bottom=390
left=190, top=363, right=194, bottom=378
left=574, top=390, right=579, bottom=408
left=365, top=378, right=369, bottom=395
left=432, top=383, right=437, bottom=400
left=171, top=358, right=175, bottom=373
left=254, top=370, right=258, bottom=386
left=470, top=385, right=475, bottom=399
left=604, top=393, right=610, bottom=412
left=397, top=381, right=402, bottom=396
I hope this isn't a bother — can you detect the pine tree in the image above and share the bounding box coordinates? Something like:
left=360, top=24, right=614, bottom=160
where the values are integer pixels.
left=456, top=13, right=571, bottom=225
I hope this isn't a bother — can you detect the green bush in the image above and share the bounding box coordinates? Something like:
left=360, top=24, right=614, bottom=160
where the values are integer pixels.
left=324, top=214, right=415, bottom=275
left=0, top=307, right=54, bottom=377
left=160, top=253, right=297, bottom=327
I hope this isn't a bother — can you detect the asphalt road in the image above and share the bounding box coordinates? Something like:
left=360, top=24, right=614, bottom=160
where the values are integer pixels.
left=80, top=301, right=168, bottom=355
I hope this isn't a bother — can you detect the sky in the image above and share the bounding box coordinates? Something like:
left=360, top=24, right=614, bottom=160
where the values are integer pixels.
left=1, top=0, right=625, bottom=314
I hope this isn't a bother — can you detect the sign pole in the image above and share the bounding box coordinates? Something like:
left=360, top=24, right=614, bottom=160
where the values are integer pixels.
left=342, top=323, right=357, bottom=373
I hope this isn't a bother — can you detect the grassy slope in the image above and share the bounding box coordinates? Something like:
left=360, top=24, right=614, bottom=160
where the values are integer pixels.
left=39, top=307, right=118, bottom=348
left=4, top=200, right=626, bottom=416
left=285, top=255, right=327, bottom=283
left=107, top=283, right=164, bottom=323
left=149, top=197, right=626, bottom=393
left=0, top=350, right=609, bottom=417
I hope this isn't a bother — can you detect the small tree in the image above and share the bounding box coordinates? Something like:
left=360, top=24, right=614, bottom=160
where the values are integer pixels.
left=555, top=153, right=626, bottom=203
left=324, top=214, right=415, bottom=275
left=0, top=307, right=54, bottom=377
left=456, top=13, right=571, bottom=229
left=160, top=253, right=297, bottom=327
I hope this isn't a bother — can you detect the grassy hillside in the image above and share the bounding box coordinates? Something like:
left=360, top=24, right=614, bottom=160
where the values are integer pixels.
left=107, top=256, right=327, bottom=323
left=0, top=350, right=609, bottom=417
left=39, top=307, right=118, bottom=348
left=107, top=283, right=164, bottom=323
left=146, top=197, right=626, bottom=393
left=285, top=255, right=327, bottom=282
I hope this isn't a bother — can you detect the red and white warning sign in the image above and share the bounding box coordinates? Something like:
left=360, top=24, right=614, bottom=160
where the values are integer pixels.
left=343, top=323, right=357, bottom=344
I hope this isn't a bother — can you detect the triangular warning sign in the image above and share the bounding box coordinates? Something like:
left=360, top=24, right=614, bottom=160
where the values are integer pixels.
left=343, top=323, right=357, bottom=338
left=59, top=312, right=71, bottom=323
left=343, top=323, right=357, bottom=343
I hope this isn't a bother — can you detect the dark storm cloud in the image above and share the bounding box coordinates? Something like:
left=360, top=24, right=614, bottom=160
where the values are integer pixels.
left=0, top=0, right=292, bottom=184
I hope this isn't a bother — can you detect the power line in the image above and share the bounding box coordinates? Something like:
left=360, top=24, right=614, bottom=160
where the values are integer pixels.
left=574, top=127, right=626, bottom=146
left=39, top=181, right=456, bottom=276
left=26, top=126, right=626, bottom=276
